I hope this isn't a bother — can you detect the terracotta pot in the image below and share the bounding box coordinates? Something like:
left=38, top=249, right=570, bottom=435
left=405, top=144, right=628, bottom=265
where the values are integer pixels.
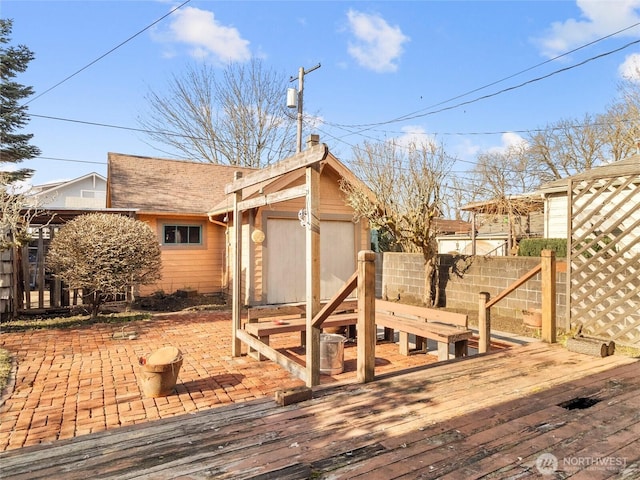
left=522, top=308, right=542, bottom=328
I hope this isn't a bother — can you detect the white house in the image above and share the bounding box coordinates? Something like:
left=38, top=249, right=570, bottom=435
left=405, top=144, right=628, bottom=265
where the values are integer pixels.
left=536, top=154, right=640, bottom=240
left=28, top=172, right=107, bottom=209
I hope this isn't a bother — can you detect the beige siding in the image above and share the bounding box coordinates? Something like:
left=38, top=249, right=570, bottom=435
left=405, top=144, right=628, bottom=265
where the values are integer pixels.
left=138, top=215, right=226, bottom=296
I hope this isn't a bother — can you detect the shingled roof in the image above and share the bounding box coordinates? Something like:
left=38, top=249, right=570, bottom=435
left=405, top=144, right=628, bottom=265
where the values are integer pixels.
left=107, top=153, right=256, bottom=215
left=538, top=154, right=640, bottom=193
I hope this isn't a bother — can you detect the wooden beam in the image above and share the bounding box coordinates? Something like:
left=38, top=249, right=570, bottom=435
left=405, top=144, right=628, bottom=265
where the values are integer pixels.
left=37, top=228, right=44, bottom=308
left=225, top=144, right=328, bottom=194
left=311, top=271, right=357, bottom=329
left=357, top=251, right=376, bottom=383
left=237, top=185, right=307, bottom=212
left=478, top=292, right=491, bottom=353
left=485, top=264, right=541, bottom=309
left=236, top=330, right=308, bottom=382
left=21, top=245, right=30, bottom=310
left=231, top=172, right=243, bottom=357
left=541, top=249, right=557, bottom=344
left=305, top=163, right=321, bottom=387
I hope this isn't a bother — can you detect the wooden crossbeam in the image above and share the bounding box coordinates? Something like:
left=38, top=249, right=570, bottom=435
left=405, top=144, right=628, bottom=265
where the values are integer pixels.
left=225, top=144, right=328, bottom=194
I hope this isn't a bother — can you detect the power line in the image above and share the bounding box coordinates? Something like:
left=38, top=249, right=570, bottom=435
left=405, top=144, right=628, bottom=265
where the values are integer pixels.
left=324, top=21, right=640, bottom=130
left=23, top=0, right=192, bottom=107
left=29, top=156, right=106, bottom=166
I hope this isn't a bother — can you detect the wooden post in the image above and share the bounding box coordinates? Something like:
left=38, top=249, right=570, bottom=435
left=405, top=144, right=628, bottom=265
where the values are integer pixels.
left=471, top=214, right=477, bottom=256
left=50, top=228, right=62, bottom=308
left=231, top=172, right=243, bottom=357
left=541, top=249, right=557, bottom=344
left=305, top=163, right=321, bottom=387
left=478, top=292, right=491, bottom=353
left=37, top=228, right=44, bottom=308
left=22, top=245, right=30, bottom=310
left=357, top=250, right=376, bottom=383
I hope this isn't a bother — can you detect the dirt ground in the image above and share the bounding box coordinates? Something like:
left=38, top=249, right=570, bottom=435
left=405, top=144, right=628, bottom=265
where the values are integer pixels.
left=132, top=291, right=228, bottom=313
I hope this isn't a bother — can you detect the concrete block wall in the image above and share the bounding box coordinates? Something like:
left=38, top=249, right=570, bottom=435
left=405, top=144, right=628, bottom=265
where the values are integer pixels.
left=379, top=252, right=567, bottom=323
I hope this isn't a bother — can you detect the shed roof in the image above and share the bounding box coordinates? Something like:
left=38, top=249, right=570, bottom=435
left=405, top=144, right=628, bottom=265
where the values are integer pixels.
left=107, top=153, right=256, bottom=215
left=538, top=154, right=640, bottom=193
left=433, top=218, right=472, bottom=234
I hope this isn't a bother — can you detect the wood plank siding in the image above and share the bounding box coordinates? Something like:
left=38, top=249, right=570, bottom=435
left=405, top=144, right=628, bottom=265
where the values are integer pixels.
left=138, top=215, right=227, bottom=296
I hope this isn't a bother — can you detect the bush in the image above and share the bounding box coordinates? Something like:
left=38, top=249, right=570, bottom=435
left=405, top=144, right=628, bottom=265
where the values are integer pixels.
left=517, top=238, right=567, bottom=257
left=47, top=213, right=162, bottom=317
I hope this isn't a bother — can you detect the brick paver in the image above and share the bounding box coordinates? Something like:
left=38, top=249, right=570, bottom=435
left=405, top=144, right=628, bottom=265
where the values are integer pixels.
left=0, top=310, right=490, bottom=451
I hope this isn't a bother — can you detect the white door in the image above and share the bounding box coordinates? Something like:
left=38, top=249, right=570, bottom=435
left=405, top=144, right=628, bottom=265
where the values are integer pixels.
left=266, top=219, right=355, bottom=304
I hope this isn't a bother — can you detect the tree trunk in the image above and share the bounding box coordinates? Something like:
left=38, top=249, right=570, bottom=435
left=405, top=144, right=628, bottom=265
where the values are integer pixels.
left=423, top=256, right=435, bottom=306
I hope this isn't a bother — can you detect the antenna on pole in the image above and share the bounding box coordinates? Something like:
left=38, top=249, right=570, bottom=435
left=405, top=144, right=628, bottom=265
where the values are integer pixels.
left=288, top=63, right=321, bottom=153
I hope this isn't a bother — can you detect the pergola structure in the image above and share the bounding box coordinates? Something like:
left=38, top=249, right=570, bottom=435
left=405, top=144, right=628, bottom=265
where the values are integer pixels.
left=224, top=143, right=376, bottom=387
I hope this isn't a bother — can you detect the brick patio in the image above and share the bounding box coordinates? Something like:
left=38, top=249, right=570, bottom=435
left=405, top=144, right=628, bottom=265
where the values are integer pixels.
left=0, top=310, right=478, bottom=451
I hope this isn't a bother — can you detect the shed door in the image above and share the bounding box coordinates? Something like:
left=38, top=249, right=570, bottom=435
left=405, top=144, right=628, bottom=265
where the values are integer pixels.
left=266, top=219, right=355, bottom=304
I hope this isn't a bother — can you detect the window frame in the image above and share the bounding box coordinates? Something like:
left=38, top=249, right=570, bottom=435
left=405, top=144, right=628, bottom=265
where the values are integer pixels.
left=161, top=223, right=203, bottom=246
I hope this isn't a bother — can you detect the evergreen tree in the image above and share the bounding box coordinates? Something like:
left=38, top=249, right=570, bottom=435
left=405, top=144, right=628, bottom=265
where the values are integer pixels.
left=0, top=19, right=39, bottom=180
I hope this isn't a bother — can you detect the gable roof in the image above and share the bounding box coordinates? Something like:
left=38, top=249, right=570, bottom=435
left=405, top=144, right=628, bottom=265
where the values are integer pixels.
left=31, top=172, right=106, bottom=196
left=207, top=148, right=371, bottom=216
left=107, top=153, right=256, bottom=215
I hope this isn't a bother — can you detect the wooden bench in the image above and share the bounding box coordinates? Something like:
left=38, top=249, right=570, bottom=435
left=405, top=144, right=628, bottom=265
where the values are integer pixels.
left=244, top=312, right=358, bottom=348
left=244, top=299, right=471, bottom=363
left=375, top=300, right=472, bottom=361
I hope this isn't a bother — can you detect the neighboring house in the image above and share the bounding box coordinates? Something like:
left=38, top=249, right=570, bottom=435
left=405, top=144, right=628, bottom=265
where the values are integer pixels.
left=107, top=152, right=255, bottom=297
left=434, top=219, right=474, bottom=254
left=452, top=196, right=544, bottom=256
left=536, top=154, right=640, bottom=240
left=107, top=141, right=370, bottom=303
left=28, top=172, right=107, bottom=209
left=19, top=173, right=133, bottom=310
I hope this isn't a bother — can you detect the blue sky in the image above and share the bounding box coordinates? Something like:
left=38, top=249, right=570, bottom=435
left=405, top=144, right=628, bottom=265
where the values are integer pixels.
left=5, top=0, right=640, bottom=186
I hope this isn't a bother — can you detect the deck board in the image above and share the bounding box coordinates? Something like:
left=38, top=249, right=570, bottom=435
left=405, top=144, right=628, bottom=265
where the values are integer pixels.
left=1, top=342, right=638, bottom=479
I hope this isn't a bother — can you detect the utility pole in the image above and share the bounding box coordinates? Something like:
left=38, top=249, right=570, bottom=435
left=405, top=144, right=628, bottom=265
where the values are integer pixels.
left=288, top=63, right=321, bottom=153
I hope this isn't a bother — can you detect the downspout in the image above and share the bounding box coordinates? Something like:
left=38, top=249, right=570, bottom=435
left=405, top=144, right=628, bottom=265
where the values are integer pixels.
left=208, top=213, right=230, bottom=297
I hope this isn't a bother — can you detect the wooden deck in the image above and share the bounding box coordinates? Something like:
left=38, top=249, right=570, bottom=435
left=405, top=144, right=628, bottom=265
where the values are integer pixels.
left=2, top=342, right=638, bottom=479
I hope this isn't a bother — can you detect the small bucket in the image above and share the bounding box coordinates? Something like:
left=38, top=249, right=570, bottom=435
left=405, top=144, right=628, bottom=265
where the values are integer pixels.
left=320, top=333, right=346, bottom=375
left=138, top=346, right=183, bottom=398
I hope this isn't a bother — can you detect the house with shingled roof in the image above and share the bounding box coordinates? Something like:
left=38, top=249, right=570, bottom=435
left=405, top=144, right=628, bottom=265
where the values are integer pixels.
left=107, top=143, right=371, bottom=303
left=107, top=152, right=256, bottom=297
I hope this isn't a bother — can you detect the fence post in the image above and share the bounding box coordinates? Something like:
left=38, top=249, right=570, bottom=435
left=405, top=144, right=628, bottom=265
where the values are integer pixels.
left=541, top=249, right=557, bottom=344
left=478, top=292, right=491, bottom=353
left=357, top=250, right=376, bottom=383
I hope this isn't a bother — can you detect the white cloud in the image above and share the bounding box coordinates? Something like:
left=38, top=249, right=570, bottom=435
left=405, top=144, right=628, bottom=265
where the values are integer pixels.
left=488, top=132, right=529, bottom=155
left=619, top=52, right=640, bottom=81
left=393, top=125, right=435, bottom=149
left=154, top=6, right=251, bottom=63
left=346, top=10, right=409, bottom=73
left=535, top=0, right=640, bottom=58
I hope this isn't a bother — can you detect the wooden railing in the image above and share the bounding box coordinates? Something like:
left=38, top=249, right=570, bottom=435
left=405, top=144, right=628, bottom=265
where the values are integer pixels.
left=478, top=250, right=564, bottom=352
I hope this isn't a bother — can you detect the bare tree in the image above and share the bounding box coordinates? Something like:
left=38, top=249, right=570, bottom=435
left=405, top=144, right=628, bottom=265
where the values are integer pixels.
left=340, top=140, right=454, bottom=306
left=0, top=175, right=39, bottom=251
left=603, top=82, right=640, bottom=161
left=471, top=142, right=541, bottom=251
left=139, top=59, right=296, bottom=168
left=526, top=114, right=607, bottom=183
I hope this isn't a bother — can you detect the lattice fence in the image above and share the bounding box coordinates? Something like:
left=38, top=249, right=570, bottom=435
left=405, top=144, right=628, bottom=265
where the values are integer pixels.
left=568, top=170, right=640, bottom=346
